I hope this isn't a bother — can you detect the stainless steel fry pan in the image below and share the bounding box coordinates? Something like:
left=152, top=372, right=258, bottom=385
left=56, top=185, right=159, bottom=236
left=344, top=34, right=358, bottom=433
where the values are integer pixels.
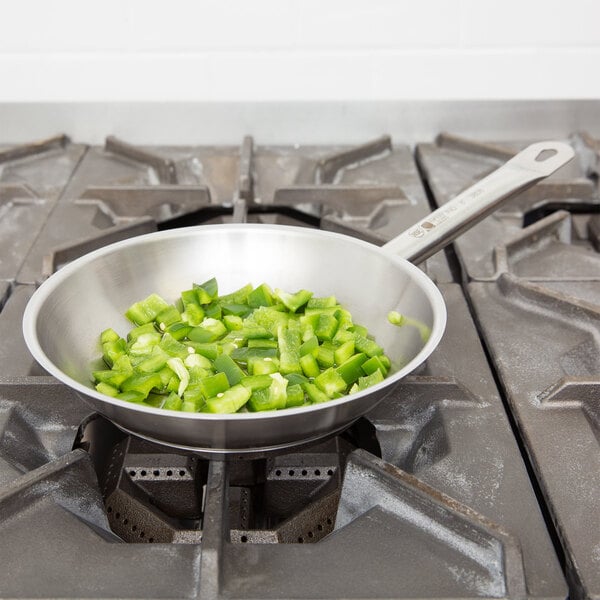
left=22, top=141, right=574, bottom=455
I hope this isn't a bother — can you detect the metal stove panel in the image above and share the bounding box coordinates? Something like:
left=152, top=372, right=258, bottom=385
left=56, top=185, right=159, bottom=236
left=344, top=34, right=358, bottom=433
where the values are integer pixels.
left=0, top=281, right=9, bottom=309
left=16, top=137, right=244, bottom=283
left=251, top=140, right=453, bottom=282
left=0, top=285, right=47, bottom=375
left=204, top=284, right=566, bottom=600
left=0, top=377, right=91, bottom=484
left=0, top=140, right=86, bottom=282
left=0, top=450, right=202, bottom=599
left=416, top=136, right=598, bottom=281
left=468, top=275, right=600, bottom=600
left=0, top=131, right=578, bottom=599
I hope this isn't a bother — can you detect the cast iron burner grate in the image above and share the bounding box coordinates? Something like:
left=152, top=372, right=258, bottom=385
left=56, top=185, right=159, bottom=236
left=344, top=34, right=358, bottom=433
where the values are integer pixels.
left=76, top=414, right=381, bottom=544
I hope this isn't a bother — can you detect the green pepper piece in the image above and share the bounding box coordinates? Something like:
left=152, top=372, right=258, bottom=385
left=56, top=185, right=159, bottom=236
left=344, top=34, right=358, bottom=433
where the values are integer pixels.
left=248, top=283, right=274, bottom=307
left=121, top=373, right=163, bottom=398
left=285, top=384, right=305, bottom=407
left=204, top=302, right=222, bottom=320
left=125, top=293, right=170, bottom=325
left=112, top=354, right=133, bottom=373
left=307, top=295, right=337, bottom=309
left=361, top=355, right=389, bottom=376
left=336, top=352, right=368, bottom=385
left=156, top=366, right=174, bottom=387
left=334, top=308, right=353, bottom=329
left=182, top=386, right=205, bottom=412
left=299, top=335, right=319, bottom=357
left=218, top=283, right=253, bottom=305
left=181, top=289, right=199, bottom=306
left=95, top=381, right=119, bottom=397
left=303, top=382, right=330, bottom=404
left=333, top=329, right=354, bottom=344
left=182, top=304, right=205, bottom=327
left=315, top=313, right=339, bottom=342
left=247, top=373, right=288, bottom=412
left=315, top=367, right=347, bottom=397
left=248, top=356, right=279, bottom=375
left=304, top=307, right=338, bottom=316
left=186, top=342, right=219, bottom=360
left=214, top=353, right=246, bottom=386
left=231, top=346, right=278, bottom=365
left=144, top=393, right=167, bottom=409
left=135, top=348, right=170, bottom=374
left=353, top=334, right=384, bottom=357
left=184, top=352, right=212, bottom=370
left=163, top=391, right=183, bottom=411
left=115, top=390, right=146, bottom=403
left=349, top=324, right=369, bottom=337
left=388, top=311, right=432, bottom=343
left=166, top=375, right=181, bottom=394
left=315, top=344, right=335, bottom=369
left=101, top=338, right=127, bottom=367
left=194, top=277, right=219, bottom=304
left=222, top=303, right=252, bottom=318
left=155, top=305, right=182, bottom=329
left=128, top=331, right=162, bottom=356
left=223, top=315, right=244, bottom=331
left=284, top=372, right=309, bottom=386
left=334, top=340, right=355, bottom=365
left=248, top=338, right=278, bottom=349
left=187, top=365, right=211, bottom=384
left=159, top=332, right=190, bottom=358
left=238, top=326, right=274, bottom=340
left=165, top=322, right=192, bottom=341
left=189, top=318, right=227, bottom=342
left=240, top=374, right=273, bottom=391
left=247, top=306, right=289, bottom=336
left=181, top=289, right=205, bottom=324
left=166, top=357, right=190, bottom=396
left=204, top=384, right=251, bottom=413
left=356, top=368, right=385, bottom=391
left=277, top=324, right=302, bottom=375
left=127, top=322, right=157, bottom=342
left=200, top=372, right=230, bottom=398
left=300, top=353, right=320, bottom=378
left=92, top=369, right=131, bottom=387
left=100, top=328, right=120, bottom=344
left=380, top=355, right=391, bottom=370
left=273, top=288, right=313, bottom=313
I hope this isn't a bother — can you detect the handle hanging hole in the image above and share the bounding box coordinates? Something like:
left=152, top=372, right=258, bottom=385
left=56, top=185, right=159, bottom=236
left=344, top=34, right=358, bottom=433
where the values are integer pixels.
left=535, top=149, right=558, bottom=162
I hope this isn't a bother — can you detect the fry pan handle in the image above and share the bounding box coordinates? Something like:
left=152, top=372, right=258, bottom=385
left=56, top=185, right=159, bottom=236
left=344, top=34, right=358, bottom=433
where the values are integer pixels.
left=382, top=141, right=575, bottom=264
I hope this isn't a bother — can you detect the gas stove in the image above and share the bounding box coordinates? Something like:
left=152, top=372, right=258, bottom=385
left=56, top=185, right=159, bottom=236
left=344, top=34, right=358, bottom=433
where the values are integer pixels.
left=0, top=123, right=598, bottom=600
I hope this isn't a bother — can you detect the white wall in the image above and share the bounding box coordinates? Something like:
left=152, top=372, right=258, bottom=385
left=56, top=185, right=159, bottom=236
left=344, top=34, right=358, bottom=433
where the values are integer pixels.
left=0, top=0, right=599, bottom=102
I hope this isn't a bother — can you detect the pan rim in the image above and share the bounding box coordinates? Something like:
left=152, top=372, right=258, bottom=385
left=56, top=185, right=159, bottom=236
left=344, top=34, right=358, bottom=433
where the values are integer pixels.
left=22, top=223, right=447, bottom=421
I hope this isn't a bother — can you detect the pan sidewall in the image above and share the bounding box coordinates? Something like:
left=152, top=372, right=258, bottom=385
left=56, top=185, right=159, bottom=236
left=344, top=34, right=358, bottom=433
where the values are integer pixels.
left=24, top=224, right=446, bottom=452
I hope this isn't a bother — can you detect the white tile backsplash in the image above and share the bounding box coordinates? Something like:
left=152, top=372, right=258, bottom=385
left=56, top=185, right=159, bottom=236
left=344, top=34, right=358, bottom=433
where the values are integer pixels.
left=0, top=0, right=599, bottom=100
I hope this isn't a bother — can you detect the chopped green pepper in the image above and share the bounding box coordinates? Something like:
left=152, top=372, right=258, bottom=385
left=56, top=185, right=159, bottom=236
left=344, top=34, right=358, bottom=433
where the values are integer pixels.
left=93, top=277, right=393, bottom=413
left=204, top=384, right=251, bottom=413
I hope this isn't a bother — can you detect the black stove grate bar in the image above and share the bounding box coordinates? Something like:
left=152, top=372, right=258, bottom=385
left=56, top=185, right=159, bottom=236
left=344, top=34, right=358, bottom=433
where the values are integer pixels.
left=0, top=134, right=69, bottom=164
left=76, top=185, right=212, bottom=223
left=317, top=135, right=392, bottom=183
left=238, top=135, right=254, bottom=202
left=0, top=183, right=38, bottom=201
left=105, top=135, right=178, bottom=184
left=42, top=217, right=157, bottom=278
left=570, top=131, right=600, bottom=177
left=435, top=132, right=515, bottom=161
left=273, top=184, right=405, bottom=216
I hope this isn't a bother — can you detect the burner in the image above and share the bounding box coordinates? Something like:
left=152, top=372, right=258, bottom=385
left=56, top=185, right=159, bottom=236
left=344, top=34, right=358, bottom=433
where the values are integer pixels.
left=76, top=414, right=380, bottom=545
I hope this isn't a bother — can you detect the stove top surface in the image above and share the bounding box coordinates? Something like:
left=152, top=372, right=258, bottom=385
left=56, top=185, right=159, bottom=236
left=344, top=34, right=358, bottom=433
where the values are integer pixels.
left=0, top=127, right=598, bottom=599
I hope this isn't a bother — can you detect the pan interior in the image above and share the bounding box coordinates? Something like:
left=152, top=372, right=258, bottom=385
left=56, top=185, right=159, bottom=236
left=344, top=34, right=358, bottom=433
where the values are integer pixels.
left=26, top=225, right=444, bottom=400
